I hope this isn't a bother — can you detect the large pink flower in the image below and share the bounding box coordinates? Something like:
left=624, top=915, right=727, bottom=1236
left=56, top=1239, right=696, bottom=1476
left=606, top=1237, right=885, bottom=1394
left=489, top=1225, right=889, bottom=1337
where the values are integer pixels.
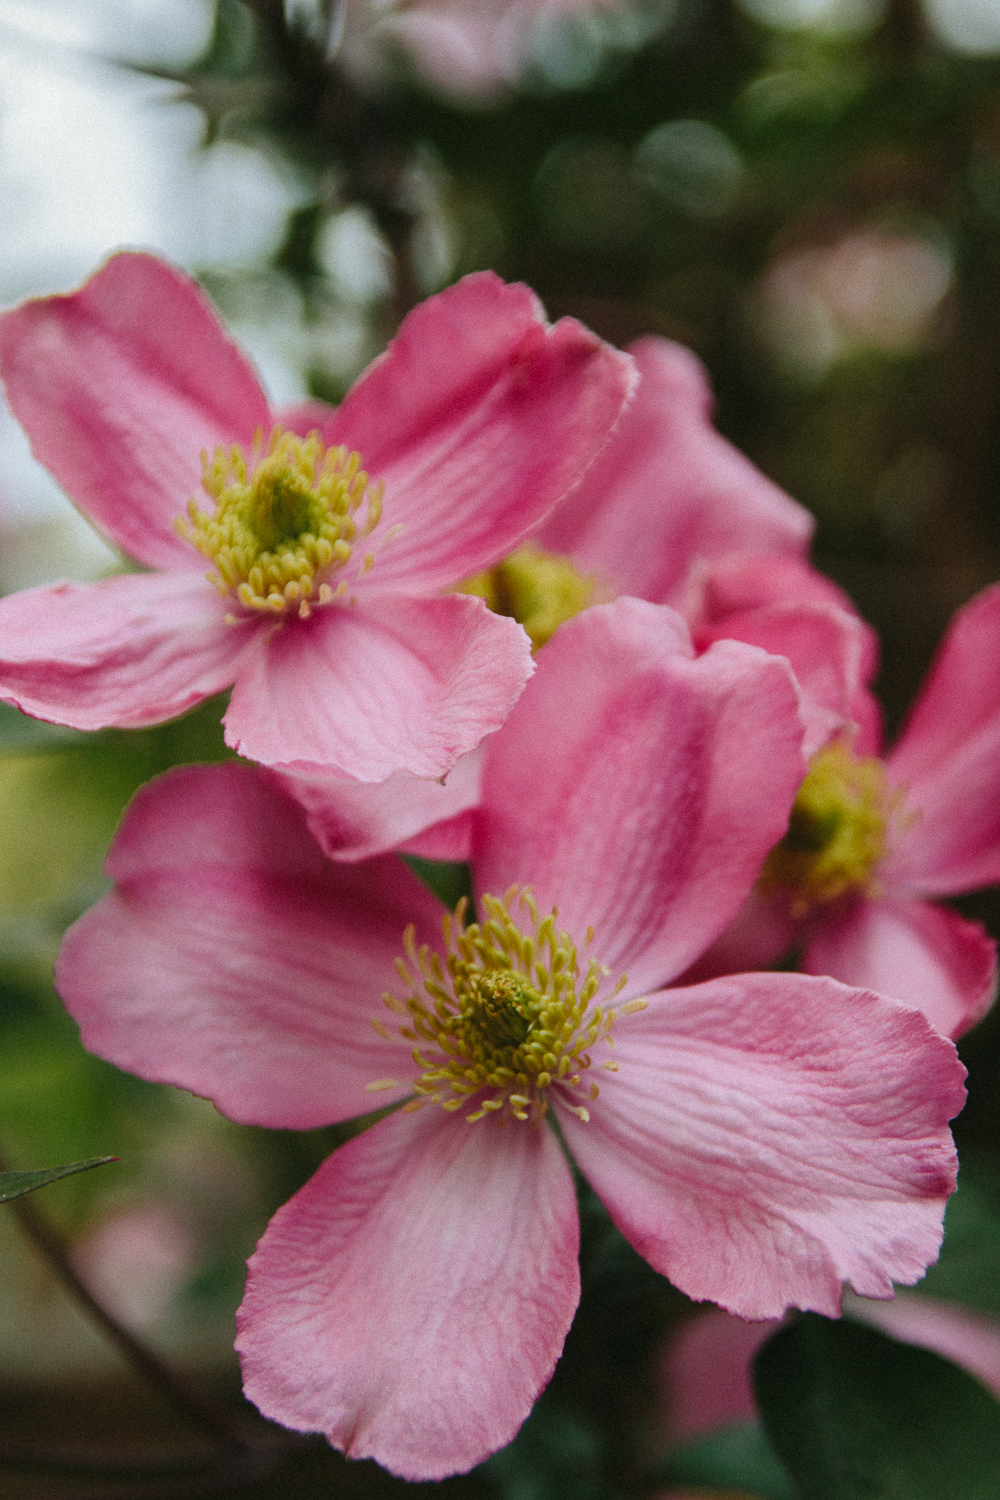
left=55, top=600, right=964, bottom=1479
left=0, top=252, right=635, bottom=780
left=692, top=583, right=1000, bottom=1041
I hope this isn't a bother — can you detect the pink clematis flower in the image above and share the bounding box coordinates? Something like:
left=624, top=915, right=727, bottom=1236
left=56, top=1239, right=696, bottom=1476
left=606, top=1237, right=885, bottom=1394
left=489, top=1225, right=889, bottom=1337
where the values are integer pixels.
left=691, top=582, right=1000, bottom=1041
left=0, top=252, right=635, bottom=780
left=56, top=599, right=963, bottom=1479
left=274, top=336, right=874, bottom=863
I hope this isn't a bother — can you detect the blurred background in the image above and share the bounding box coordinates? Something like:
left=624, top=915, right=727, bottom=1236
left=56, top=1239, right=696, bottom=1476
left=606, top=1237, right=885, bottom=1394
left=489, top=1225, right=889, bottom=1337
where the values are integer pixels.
left=3, top=0, right=1000, bottom=1494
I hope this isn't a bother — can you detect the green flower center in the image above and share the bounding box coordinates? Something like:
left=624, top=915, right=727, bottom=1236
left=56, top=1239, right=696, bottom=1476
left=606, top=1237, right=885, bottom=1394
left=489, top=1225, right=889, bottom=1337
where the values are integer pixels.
left=366, top=888, right=645, bottom=1124
left=175, top=427, right=384, bottom=619
left=457, top=544, right=597, bottom=650
left=760, top=741, right=890, bottom=917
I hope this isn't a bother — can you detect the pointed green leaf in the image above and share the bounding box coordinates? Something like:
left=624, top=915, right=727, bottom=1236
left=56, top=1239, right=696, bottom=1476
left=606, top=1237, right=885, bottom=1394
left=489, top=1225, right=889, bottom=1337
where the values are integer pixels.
left=753, top=1312, right=1000, bottom=1499
left=0, top=1157, right=117, bottom=1203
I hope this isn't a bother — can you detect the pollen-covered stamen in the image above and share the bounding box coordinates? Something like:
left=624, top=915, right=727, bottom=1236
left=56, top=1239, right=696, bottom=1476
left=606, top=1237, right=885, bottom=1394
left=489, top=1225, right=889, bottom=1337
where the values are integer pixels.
left=457, top=544, right=597, bottom=651
left=374, top=887, right=643, bottom=1124
left=760, top=740, right=901, bottom=918
left=175, top=427, right=385, bottom=620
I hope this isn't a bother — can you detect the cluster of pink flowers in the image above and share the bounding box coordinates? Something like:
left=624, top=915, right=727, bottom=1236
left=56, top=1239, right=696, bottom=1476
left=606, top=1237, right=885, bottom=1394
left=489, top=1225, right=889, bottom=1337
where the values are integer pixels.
left=2, top=251, right=996, bottom=1478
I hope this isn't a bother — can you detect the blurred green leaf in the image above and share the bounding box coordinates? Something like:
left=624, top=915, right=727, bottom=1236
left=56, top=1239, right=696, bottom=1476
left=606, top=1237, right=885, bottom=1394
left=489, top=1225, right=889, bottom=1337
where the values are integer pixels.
left=401, top=857, right=474, bottom=913
left=483, top=1389, right=612, bottom=1500
left=0, top=1158, right=116, bottom=1203
left=753, top=1312, right=1000, bottom=1499
left=646, top=1422, right=795, bottom=1500
left=918, top=1163, right=1000, bottom=1318
left=0, top=703, right=84, bottom=754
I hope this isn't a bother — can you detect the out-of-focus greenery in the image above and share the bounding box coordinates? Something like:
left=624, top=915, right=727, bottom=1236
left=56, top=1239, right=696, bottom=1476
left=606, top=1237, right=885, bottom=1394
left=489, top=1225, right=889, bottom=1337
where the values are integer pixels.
left=4, top=0, right=1000, bottom=1495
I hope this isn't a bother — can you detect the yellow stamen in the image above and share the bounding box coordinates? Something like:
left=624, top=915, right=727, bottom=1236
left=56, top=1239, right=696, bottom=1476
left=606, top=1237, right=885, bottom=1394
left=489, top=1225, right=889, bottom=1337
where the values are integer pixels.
left=760, top=740, right=893, bottom=918
left=457, top=544, right=596, bottom=650
left=372, top=887, right=637, bottom=1125
left=175, top=427, right=384, bottom=619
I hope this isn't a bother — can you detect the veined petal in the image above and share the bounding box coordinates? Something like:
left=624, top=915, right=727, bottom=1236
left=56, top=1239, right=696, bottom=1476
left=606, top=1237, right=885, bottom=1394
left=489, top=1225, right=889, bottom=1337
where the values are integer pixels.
left=534, top=337, right=812, bottom=608
left=558, top=972, right=963, bottom=1320
left=475, top=599, right=805, bottom=993
left=0, top=253, right=272, bottom=569
left=55, top=763, right=444, bottom=1129
left=315, top=272, right=637, bottom=593
left=695, top=600, right=873, bottom=758
left=886, top=582, right=1000, bottom=892
left=225, top=592, right=533, bottom=780
left=803, top=897, right=997, bottom=1040
left=0, top=570, right=244, bottom=730
left=237, top=1107, right=579, bottom=1480
left=272, top=747, right=483, bottom=862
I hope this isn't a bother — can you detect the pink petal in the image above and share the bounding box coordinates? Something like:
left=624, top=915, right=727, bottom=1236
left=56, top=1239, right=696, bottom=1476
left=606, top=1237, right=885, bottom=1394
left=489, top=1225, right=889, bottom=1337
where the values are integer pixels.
left=0, top=253, right=272, bottom=570
left=55, top=763, right=446, bottom=1128
left=678, top=890, right=799, bottom=985
left=847, top=1291, right=1000, bottom=1398
left=225, top=592, right=533, bottom=780
left=0, top=570, right=245, bottom=730
left=558, top=971, right=964, bottom=1320
left=885, top=582, right=1000, bottom=892
left=475, top=599, right=805, bottom=993
left=803, top=897, right=997, bottom=1040
left=534, top=337, right=812, bottom=608
left=399, top=808, right=476, bottom=861
left=237, top=1106, right=579, bottom=1480
left=271, top=747, right=483, bottom=862
left=695, top=600, right=873, bottom=758
left=660, top=1307, right=775, bottom=1440
left=316, top=272, right=637, bottom=593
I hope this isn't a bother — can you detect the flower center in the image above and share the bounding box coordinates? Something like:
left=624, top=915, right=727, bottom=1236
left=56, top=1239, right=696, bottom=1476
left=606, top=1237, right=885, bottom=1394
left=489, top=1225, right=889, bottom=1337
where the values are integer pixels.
left=760, top=741, right=889, bottom=917
left=367, top=888, right=644, bottom=1124
left=176, top=427, right=384, bottom=619
left=457, top=544, right=596, bottom=650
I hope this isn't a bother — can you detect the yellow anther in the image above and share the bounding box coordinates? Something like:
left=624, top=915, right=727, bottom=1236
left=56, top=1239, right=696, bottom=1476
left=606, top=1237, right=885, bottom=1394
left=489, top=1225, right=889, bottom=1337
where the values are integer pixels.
left=365, top=1078, right=400, bottom=1092
left=175, top=427, right=384, bottom=619
left=369, top=888, right=642, bottom=1125
left=760, top=740, right=894, bottom=918
left=457, top=544, right=597, bottom=650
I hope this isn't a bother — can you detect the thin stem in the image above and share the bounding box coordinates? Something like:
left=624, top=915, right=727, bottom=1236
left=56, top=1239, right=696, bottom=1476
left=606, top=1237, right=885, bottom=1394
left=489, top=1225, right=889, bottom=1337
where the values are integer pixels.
left=4, top=1175, right=248, bottom=1450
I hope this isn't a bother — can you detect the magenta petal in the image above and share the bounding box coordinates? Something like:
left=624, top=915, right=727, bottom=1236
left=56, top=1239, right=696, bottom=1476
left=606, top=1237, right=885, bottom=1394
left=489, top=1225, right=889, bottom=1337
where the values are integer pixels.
left=272, top=748, right=483, bottom=862
left=534, top=337, right=812, bottom=607
left=558, top=972, right=963, bottom=1319
left=236, top=1108, right=579, bottom=1480
left=225, top=592, right=533, bottom=780
left=476, top=599, right=805, bottom=992
left=696, top=600, right=873, bottom=758
left=803, top=897, right=997, bottom=1040
left=55, top=763, right=446, bottom=1128
left=0, top=253, right=272, bottom=569
left=885, top=582, right=1000, bottom=892
left=317, top=272, right=637, bottom=592
left=0, top=570, right=245, bottom=729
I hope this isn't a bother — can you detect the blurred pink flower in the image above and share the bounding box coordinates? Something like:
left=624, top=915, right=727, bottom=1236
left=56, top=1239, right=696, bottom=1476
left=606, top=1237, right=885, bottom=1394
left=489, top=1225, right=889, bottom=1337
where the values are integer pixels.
left=56, top=599, right=963, bottom=1478
left=660, top=1292, right=1000, bottom=1445
left=692, top=583, right=1000, bottom=1040
left=0, top=252, right=635, bottom=780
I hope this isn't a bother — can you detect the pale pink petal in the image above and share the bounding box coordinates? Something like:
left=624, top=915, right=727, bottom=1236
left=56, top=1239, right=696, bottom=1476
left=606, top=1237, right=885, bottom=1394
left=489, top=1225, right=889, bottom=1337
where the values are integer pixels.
left=399, top=808, right=476, bottom=861
left=885, top=583, right=1000, bottom=892
left=558, top=972, right=963, bottom=1320
left=55, top=763, right=445, bottom=1128
left=314, top=272, right=637, bottom=593
left=534, top=338, right=812, bottom=608
left=272, top=747, right=483, bottom=862
left=803, top=897, right=997, bottom=1040
left=0, top=570, right=246, bottom=730
left=476, top=599, right=805, bottom=993
left=237, top=1106, right=579, bottom=1480
left=225, top=592, right=532, bottom=779
left=660, top=1307, right=775, bottom=1440
left=276, top=399, right=338, bottom=436
left=695, top=601, right=872, bottom=758
left=0, top=253, right=271, bottom=569
left=847, top=1291, right=1000, bottom=1398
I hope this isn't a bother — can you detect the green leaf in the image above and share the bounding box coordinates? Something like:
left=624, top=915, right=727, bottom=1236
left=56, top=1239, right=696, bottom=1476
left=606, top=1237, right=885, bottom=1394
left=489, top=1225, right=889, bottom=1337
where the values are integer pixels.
left=401, top=856, right=474, bottom=913
left=646, top=1423, right=795, bottom=1499
left=918, top=1161, right=1000, bottom=1318
left=0, top=702, right=84, bottom=753
left=753, top=1312, right=1000, bottom=1499
left=0, top=1157, right=117, bottom=1203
